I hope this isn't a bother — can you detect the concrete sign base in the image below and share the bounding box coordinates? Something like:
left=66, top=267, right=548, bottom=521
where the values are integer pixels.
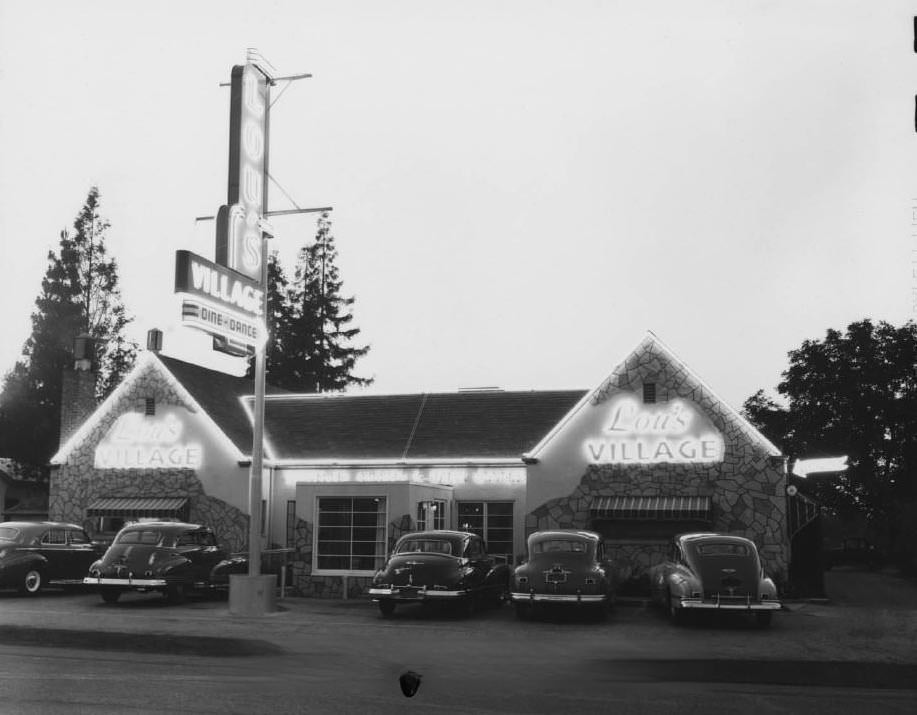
left=229, top=574, right=278, bottom=616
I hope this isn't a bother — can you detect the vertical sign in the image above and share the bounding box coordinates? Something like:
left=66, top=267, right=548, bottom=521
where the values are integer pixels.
left=215, top=64, right=269, bottom=282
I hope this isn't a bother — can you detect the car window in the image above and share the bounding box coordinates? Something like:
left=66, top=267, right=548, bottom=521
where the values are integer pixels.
left=697, top=542, right=749, bottom=556
left=395, top=538, right=453, bottom=555
left=68, top=530, right=90, bottom=544
left=533, top=539, right=586, bottom=554
left=115, top=529, right=165, bottom=546
left=0, top=527, right=20, bottom=542
left=41, top=529, right=67, bottom=545
left=465, top=537, right=485, bottom=558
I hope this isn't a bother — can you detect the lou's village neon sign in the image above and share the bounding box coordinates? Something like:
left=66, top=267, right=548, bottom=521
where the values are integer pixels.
left=216, top=64, right=269, bottom=283
left=584, top=394, right=724, bottom=464
left=174, top=251, right=266, bottom=353
left=94, top=412, right=203, bottom=469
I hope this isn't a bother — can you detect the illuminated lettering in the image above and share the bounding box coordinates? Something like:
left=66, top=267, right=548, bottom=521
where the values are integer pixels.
left=94, top=412, right=204, bottom=469
left=583, top=393, right=724, bottom=464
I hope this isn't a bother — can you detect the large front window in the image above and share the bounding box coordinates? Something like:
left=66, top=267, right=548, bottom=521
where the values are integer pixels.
left=316, top=497, right=387, bottom=572
left=458, top=501, right=514, bottom=559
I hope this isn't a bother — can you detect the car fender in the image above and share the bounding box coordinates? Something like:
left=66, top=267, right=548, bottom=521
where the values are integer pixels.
left=1, top=551, right=49, bottom=574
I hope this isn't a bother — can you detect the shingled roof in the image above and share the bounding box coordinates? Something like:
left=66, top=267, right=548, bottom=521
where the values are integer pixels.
left=155, top=355, right=584, bottom=463
left=256, top=390, right=586, bottom=462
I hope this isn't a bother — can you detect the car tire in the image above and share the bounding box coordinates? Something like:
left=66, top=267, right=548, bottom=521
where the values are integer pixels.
left=755, top=611, right=773, bottom=628
left=100, top=588, right=122, bottom=604
left=514, top=602, right=532, bottom=620
left=492, top=587, right=507, bottom=609
left=378, top=600, right=396, bottom=618
left=165, top=583, right=187, bottom=605
left=20, top=568, right=44, bottom=595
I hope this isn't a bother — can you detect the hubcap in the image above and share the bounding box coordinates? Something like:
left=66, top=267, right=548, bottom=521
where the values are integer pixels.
left=25, top=571, right=41, bottom=592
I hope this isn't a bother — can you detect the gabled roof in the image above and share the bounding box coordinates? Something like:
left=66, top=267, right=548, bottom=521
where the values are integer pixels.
left=255, top=389, right=586, bottom=463
left=525, top=331, right=782, bottom=460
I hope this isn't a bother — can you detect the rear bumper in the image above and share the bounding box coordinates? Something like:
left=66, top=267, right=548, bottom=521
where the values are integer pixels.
left=368, top=587, right=467, bottom=601
left=680, top=598, right=781, bottom=611
left=511, top=591, right=607, bottom=604
left=83, top=577, right=168, bottom=588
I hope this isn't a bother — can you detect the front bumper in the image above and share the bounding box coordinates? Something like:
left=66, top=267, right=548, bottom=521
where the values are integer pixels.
left=368, top=586, right=467, bottom=601
left=679, top=597, right=782, bottom=611
left=511, top=591, right=607, bottom=604
left=83, top=577, right=168, bottom=588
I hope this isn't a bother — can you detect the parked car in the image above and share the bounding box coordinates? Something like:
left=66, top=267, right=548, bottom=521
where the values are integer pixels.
left=84, top=521, right=235, bottom=604
left=649, top=532, right=781, bottom=627
left=368, top=530, right=511, bottom=617
left=823, top=537, right=885, bottom=571
left=511, top=530, right=615, bottom=619
left=0, top=521, right=104, bottom=595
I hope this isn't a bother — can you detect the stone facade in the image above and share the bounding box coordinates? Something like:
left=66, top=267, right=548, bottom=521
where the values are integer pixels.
left=526, top=336, right=788, bottom=587
left=50, top=358, right=249, bottom=553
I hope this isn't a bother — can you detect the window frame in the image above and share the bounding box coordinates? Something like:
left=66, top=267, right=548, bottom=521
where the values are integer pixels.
left=312, top=495, right=389, bottom=577
left=456, top=501, right=514, bottom=560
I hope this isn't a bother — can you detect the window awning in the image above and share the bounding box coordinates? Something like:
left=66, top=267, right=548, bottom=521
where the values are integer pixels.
left=86, top=497, right=188, bottom=518
left=591, top=495, right=711, bottom=521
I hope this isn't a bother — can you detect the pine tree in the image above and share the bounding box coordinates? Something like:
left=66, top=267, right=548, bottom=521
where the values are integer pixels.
left=0, top=187, right=137, bottom=468
left=270, top=212, right=372, bottom=392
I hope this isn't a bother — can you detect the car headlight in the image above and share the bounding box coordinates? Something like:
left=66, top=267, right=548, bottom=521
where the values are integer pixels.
left=0, top=548, right=8, bottom=559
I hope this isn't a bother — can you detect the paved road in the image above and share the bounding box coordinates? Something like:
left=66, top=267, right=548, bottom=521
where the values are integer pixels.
left=0, top=571, right=915, bottom=714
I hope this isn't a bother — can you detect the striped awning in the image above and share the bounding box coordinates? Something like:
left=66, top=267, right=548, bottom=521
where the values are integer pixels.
left=591, top=495, right=712, bottom=521
left=86, top=497, right=188, bottom=518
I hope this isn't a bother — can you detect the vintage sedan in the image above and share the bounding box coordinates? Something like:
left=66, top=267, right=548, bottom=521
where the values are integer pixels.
left=368, top=530, right=511, bottom=617
left=649, top=532, right=781, bottom=627
left=0, top=521, right=103, bottom=595
left=511, top=530, right=615, bottom=619
left=84, top=521, right=233, bottom=604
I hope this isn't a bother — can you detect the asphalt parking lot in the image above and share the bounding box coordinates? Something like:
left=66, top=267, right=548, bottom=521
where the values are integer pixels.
left=0, top=567, right=915, bottom=714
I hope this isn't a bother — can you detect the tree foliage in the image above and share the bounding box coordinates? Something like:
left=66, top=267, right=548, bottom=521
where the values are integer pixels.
left=743, top=319, right=917, bottom=551
left=259, top=212, right=372, bottom=392
left=0, top=187, right=137, bottom=469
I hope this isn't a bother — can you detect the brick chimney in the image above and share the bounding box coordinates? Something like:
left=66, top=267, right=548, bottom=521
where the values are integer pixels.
left=59, top=334, right=98, bottom=449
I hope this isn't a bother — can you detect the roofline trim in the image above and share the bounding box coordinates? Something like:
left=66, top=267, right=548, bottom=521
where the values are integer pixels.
left=524, top=331, right=782, bottom=461
left=270, top=457, right=526, bottom=468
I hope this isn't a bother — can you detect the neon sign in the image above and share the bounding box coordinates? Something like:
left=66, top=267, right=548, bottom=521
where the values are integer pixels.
left=94, top=412, right=203, bottom=470
left=584, top=394, right=723, bottom=464
left=215, top=63, right=269, bottom=282
left=299, top=467, right=526, bottom=486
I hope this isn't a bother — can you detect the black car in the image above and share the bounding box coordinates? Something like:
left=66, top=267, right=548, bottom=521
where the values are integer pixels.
left=511, top=530, right=615, bottom=619
left=0, top=521, right=103, bottom=595
left=84, top=521, right=235, bottom=603
left=368, top=530, right=511, bottom=617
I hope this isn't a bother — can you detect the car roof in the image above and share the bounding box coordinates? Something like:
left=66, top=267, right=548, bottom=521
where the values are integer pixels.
left=528, top=530, right=601, bottom=543
left=677, top=532, right=755, bottom=547
left=118, top=521, right=210, bottom=533
left=399, top=530, right=475, bottom=540
left=1, top=521, right=85, bottom=531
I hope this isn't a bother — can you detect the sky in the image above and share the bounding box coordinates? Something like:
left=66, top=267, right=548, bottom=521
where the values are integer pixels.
left=0, top=0, right=914, bottom=410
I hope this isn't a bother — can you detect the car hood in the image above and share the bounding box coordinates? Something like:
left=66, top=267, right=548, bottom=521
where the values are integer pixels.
left=378, top=552, right=462, bottom=587
left=94, top=544, right=188, bottom=577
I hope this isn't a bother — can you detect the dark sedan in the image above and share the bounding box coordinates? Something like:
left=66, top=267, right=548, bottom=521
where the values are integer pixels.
left=84, top=521, right=233, bottom=604
left=368, top=530, right=511, bottom=617
left=511, top=530, right=615, bottom=619
left=0, top=521, right=103, bottom=595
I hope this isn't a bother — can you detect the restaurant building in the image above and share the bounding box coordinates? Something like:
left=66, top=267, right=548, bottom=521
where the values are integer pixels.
left=49, top=332, right=788, bottom=597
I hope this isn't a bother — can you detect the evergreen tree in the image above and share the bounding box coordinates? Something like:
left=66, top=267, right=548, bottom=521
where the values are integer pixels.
left=0, top=187, right=137, bottom=469
left=269, top=212, right=372, bottom=392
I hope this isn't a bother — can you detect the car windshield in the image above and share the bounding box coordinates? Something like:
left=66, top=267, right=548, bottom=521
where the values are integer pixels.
left=697, top=542, right=750, bottom=556
left=533, top=539, right=587, bottom=554
left=0, top=527, right=21, bottom=542
left=395, top=538, right=453, bottom=555
left=114, top=529, right=173, bottom=547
